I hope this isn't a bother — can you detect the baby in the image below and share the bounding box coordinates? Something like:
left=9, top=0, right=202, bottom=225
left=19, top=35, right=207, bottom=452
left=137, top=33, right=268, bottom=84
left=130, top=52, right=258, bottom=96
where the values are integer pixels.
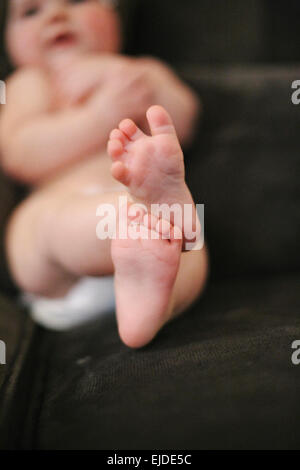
left=0, top=0, right=208, bottom=348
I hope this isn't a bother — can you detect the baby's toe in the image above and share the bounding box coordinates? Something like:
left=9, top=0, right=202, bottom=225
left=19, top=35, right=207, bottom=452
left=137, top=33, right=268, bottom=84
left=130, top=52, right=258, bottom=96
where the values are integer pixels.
left=119, top=119, right=145, bottom=142
left=146, top=105, right=178, bottom=138
left=111, top=161, right=130, bottom=185
left=107, top=139, right=125, bottom=160
left=143, top=213, right=159, bottom=231
left=109, top=128, right=129, bottom=146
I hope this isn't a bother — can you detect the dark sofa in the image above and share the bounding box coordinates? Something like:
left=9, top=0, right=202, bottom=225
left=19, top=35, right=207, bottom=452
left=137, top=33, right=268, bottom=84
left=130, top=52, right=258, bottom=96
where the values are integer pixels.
left=0, top=0, right=299, bottom=450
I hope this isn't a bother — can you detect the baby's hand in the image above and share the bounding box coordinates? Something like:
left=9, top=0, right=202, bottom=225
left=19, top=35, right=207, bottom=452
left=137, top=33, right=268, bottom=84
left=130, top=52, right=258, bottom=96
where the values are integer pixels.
left=50, top=55, right=101, bottom=106
left=51, top=55, right=160, bottom=111
left=51, top=54, right=139, bottom=107
left=87, top=62, right=155, bottom=126
left=97, top=57, right=178, bottom=125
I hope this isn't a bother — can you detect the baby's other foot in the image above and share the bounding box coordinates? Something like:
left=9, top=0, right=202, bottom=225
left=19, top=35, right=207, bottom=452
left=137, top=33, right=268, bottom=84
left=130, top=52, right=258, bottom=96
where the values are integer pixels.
left=107, top=106, right=200, bottom=249
left=111, top=204, right=182, bottom=348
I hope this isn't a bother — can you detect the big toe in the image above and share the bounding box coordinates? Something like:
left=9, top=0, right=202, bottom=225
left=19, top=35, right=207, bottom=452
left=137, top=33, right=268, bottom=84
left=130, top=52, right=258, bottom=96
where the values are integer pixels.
left=146, top=105, right=178, bottom=137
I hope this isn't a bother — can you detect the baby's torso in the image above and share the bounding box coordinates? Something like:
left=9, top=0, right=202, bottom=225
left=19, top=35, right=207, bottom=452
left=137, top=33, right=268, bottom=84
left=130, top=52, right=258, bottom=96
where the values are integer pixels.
left=34, top=150, right=125, bottom=197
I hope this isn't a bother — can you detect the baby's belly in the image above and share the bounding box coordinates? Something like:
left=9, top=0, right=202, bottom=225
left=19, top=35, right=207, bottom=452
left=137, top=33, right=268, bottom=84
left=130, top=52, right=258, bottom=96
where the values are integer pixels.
left=37, top=151, right=125, bottom=196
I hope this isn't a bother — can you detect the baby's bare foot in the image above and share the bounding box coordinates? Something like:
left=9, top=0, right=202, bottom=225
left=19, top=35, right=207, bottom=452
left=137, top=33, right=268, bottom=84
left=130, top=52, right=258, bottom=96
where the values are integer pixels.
left=107, top=105, right=199, bottom=249
left=111, top=204, right=182, bottom=348
left=107, top=106, right=201, bottom=347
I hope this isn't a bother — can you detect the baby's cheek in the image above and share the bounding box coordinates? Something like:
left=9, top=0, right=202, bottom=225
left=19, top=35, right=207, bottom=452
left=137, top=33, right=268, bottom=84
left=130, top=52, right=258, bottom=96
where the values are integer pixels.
left=76, top=6, right=121, bottom=52
left=7, top=25, right=42, bottom=66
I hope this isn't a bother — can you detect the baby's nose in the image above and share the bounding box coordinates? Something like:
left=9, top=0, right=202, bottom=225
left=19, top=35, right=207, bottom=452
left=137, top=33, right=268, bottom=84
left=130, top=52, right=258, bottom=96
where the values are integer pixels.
left=45, top=1, right=69, bottom=24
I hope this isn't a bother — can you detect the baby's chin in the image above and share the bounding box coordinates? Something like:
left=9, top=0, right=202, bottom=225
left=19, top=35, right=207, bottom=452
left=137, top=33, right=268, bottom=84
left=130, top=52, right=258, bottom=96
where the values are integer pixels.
left=17, top=41, right=119, bottom=71
left=42, top=41, right=115, bottom=68
left=42, top=45, right=89, bottom=69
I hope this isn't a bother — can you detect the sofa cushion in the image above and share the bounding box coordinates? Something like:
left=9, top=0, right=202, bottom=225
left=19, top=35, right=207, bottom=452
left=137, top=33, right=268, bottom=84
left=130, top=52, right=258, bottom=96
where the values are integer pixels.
left=131, top=0, right=300, bottom=65
left=184, top=65, right=300, bottom=278
left=21, top=275, right=300, bottom=450
left=132, top=0, right=266, bottom=64
left=0, top=172, right=19, bottom=295
left=0, top=294, right=36, bottom=450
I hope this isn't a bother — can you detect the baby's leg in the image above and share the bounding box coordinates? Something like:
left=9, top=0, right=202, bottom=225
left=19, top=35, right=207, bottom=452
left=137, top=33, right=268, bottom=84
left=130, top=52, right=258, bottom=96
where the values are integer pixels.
left=6, top=189, right=129, bottom=298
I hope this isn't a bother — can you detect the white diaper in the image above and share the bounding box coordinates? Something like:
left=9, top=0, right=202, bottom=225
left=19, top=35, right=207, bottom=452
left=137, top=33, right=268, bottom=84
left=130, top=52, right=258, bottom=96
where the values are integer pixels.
left=22, top=276, right=115, bottom=331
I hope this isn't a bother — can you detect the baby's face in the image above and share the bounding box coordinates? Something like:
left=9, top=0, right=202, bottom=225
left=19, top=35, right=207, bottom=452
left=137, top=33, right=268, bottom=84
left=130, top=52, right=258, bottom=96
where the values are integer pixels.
left=6, top=0, right=121, bottom=67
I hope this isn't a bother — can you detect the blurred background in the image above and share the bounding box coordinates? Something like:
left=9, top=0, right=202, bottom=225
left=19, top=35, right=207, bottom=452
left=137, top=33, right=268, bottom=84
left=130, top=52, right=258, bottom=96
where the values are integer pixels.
left=129, top=0, right=300, bottom=65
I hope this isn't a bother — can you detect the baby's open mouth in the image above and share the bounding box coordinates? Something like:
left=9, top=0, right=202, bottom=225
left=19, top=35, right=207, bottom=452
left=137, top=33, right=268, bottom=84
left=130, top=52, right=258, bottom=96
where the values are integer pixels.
left=50, top=32, right=77, bottom=48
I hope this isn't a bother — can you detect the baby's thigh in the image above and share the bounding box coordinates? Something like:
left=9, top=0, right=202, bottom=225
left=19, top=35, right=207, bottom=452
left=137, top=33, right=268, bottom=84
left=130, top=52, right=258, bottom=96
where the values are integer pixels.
left=6, top=190, right=71, bottom=296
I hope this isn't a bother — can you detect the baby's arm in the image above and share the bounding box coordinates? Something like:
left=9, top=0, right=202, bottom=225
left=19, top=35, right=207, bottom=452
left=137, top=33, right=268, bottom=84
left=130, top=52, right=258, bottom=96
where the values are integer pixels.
left=53, top=54, right=200, bottom=146
left=0, top=68, right=137, bottom=185
left=137, top=57, right=201, bottom=146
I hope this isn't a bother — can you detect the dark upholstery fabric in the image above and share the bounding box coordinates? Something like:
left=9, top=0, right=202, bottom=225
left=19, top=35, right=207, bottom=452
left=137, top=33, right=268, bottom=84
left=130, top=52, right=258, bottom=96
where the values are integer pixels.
left=132, top=0, right=266, bottom=65
left=131, top=0, right=300, bottom=65
left=20, top=276, right=300, bottom=450
left=265, top=0, right=300, bottom=63
left=0, top=172, right=18, bottom=295
left=0, top=1, right=10, bottom=80
left=184, top=66, right=300, bottom=279
left=0, top=295, right=36, bottom=450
